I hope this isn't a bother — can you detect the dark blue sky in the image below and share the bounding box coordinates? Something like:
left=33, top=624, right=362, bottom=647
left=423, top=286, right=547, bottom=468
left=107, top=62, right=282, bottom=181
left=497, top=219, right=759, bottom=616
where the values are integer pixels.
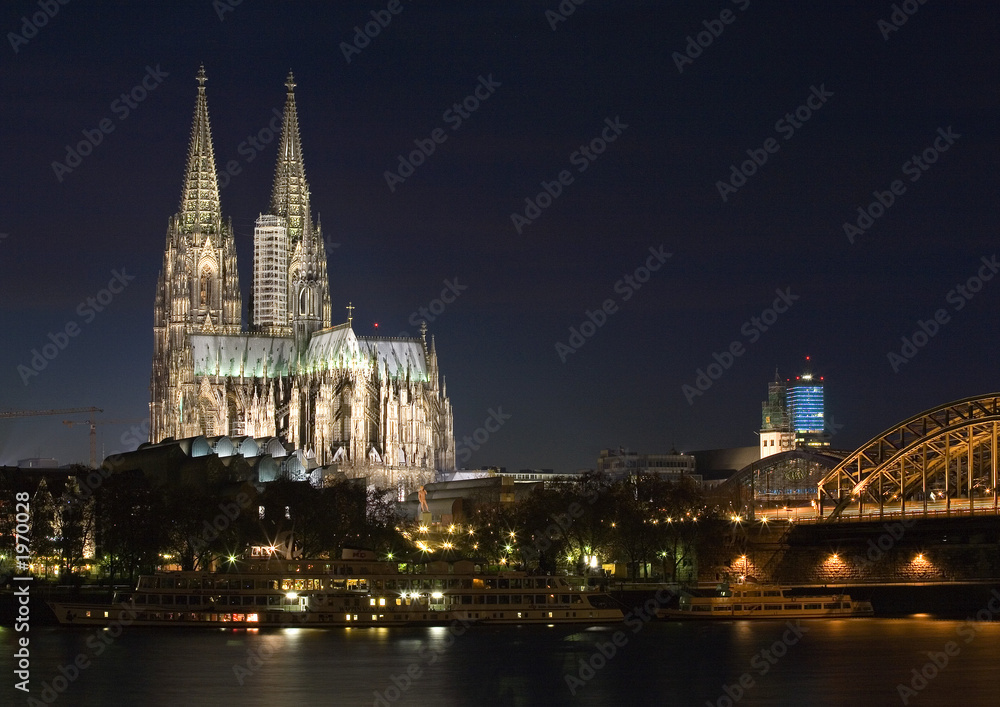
left=1, top=1, right=998, bottom=471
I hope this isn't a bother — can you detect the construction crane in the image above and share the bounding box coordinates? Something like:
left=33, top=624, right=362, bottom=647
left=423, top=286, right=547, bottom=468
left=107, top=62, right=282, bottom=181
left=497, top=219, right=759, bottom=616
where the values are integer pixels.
left=0, top=407, right=103, bottom=468
left=63, top=417, right=145, bottom=469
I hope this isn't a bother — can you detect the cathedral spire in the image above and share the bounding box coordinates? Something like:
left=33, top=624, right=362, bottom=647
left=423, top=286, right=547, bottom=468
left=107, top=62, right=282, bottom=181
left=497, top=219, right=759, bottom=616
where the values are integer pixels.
left=270, top=71, right=311, bottom=244
left=179, top=65, right=221, bottom=232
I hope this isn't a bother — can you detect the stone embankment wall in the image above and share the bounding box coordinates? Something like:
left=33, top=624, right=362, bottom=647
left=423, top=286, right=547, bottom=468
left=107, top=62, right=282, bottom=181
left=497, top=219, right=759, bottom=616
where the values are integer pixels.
left=702, top=516, right=1000, bottom=585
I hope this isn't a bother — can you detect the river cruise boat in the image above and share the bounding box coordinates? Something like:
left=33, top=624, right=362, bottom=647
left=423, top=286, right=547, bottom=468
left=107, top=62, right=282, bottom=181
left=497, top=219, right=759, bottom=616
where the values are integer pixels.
left=658, top=581, right=874, bottom=619
left=50, top=549, right=623, bottom=628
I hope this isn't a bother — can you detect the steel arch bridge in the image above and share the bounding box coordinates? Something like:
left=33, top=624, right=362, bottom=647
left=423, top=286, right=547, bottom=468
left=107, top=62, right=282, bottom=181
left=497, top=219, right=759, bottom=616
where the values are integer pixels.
left=817, top=393, right=1000, bottom=522
left=713, top=448, right=847, bottom=516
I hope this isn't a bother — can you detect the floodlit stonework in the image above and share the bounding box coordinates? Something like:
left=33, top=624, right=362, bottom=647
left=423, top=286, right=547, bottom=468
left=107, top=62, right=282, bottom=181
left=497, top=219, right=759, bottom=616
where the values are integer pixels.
left=149, top=68, right=455, bottom=494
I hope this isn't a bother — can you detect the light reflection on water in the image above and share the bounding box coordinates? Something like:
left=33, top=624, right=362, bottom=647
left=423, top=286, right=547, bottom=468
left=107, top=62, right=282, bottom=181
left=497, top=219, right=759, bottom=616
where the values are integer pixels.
left=1, top=620, right=999, bottom=706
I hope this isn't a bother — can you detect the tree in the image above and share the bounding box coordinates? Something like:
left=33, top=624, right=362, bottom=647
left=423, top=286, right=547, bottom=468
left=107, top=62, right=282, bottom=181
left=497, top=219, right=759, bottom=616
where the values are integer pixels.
left=55, top=473, right=95, bottom=582
left=94, top=470, right=162, bottom=586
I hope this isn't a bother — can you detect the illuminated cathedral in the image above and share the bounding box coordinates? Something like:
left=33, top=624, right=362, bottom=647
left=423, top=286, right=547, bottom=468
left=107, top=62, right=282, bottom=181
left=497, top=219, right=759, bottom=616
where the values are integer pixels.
left=149, top=68, right=455, bottom=492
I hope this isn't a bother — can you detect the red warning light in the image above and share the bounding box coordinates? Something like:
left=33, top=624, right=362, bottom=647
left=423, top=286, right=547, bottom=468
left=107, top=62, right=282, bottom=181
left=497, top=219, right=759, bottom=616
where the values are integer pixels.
left=373, top=322, right=379, bottom=328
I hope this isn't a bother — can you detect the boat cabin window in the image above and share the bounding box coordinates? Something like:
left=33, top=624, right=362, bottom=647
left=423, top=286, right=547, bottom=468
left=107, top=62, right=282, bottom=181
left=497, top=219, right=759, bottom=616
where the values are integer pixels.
left=744, top=591, right=761, bottom=597
left=824, top=603, right=840, bottom=609
left=763, top=590, right=781, bottom=597
left=764, top=604, right=781, bottom=610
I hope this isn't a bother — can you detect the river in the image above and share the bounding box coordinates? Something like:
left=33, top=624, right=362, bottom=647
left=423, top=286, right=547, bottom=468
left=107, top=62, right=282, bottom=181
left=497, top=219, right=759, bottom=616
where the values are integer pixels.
left=3, top=615, right=999, bottom=706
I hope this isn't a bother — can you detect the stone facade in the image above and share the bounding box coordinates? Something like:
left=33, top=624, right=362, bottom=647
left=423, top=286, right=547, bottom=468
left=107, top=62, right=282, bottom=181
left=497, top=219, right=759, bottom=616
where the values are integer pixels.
left=149, top=68, right=454, bottom=494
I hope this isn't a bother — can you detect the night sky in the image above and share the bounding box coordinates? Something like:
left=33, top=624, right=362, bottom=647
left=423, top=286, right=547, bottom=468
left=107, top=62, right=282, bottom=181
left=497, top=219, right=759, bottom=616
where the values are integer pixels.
left=1, top=1, right=998, bottom=472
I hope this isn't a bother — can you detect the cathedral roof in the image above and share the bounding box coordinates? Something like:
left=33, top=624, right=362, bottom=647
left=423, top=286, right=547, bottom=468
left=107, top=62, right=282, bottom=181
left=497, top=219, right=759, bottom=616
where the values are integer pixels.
left=358, top=336, right=428, bottom=381
left=191, top=334, right=296, bottom=378
left=189, top=327, right=428, bottom=381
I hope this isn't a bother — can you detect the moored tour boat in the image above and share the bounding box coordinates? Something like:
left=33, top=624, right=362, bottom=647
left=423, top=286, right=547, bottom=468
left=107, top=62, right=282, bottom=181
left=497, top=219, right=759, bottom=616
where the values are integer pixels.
left=49, top=549, right=623, bottom=628
left=657, top=581, right=874, bottom=619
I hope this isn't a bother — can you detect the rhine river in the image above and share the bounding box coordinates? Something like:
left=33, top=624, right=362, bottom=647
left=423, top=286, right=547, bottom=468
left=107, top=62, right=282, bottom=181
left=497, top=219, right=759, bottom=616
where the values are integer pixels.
left=2, top=618, right=999, bottom=706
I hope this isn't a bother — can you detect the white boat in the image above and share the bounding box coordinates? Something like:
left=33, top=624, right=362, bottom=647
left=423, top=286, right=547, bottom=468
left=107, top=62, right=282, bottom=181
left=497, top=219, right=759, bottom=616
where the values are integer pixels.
left=658, top=581, right=874, bottom=619
left=49, top=550, right=623, bottom=627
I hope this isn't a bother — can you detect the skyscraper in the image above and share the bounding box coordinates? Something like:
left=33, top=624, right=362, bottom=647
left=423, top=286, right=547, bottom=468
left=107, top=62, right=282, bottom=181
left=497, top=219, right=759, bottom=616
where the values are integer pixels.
left=786, top=357, right=828, bottom=448
left=759, top=371, right=793, bottom=459
left=758, top=358, right=828, bottom=458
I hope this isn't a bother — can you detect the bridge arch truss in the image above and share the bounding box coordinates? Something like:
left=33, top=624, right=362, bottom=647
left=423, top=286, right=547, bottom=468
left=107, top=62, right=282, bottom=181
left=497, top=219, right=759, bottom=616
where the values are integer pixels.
left=817, top=394, right=1000, bottom=521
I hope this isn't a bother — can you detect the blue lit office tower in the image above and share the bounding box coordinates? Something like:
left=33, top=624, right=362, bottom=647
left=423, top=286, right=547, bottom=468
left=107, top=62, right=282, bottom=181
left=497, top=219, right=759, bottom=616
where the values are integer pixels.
left=786, top=357, right=828, bottom=447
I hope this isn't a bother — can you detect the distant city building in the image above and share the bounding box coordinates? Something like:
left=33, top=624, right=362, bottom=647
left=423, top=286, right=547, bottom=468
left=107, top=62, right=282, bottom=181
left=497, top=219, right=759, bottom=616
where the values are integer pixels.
left=760, top=371, right=794, bottom=459
left=17, top=458, right=59, bottom=469
left=690, top=447, right=760, bottom=487
left=597, top=448, right=700, bottom=483
left=403, top=476, right=540, bottom=523
left=500, top=469, right=565, bottom=483
left=787, top=357, right=829, bottom=448
left=759, top=358, right=829, bottom=458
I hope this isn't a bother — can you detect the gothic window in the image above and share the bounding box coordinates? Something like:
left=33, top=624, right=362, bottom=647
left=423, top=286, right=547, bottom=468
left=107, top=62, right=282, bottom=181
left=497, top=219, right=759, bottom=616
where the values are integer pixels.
left=200, top=266, right=214, bottom=308
left=299, top=287, right=308, bottom=315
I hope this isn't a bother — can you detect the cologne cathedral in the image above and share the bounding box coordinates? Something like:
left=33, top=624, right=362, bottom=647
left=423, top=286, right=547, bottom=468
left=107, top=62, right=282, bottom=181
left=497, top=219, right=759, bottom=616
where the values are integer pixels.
left=149, top=68, right=455, bottom=491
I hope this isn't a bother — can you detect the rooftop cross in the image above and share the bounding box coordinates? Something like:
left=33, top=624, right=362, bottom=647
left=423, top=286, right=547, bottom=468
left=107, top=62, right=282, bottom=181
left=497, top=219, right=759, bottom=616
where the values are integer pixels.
left=285, top=71, right=296, bottom=92
left=346, top=301, right=354, bottom=326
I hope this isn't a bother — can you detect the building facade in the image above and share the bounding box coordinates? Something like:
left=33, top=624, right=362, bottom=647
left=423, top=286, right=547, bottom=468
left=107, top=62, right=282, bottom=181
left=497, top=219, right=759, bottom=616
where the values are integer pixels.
left=149, top=68, right=455, bottom=493
left=759, top=360, right=828, bottom=459
left=597, top=448, right=700, bottom=483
